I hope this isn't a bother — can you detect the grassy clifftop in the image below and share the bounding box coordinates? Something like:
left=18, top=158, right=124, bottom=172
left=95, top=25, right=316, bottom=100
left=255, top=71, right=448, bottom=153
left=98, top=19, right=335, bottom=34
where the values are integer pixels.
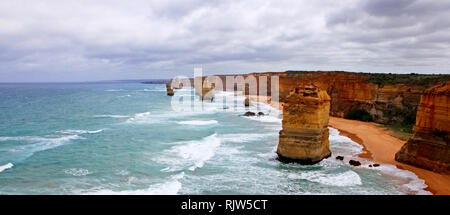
left=367, top=73, right=450, bottom=86
left=285, top=71, right=450, bottom=86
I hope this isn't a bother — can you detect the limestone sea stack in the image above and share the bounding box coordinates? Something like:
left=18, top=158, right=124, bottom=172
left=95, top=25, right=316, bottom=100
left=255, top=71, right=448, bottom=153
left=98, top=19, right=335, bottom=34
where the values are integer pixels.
left=194, top=77, right=215, bottom=101
left=277, top=85, right=332, bottom=164
left=395, top=82, right=450, bottom=173
left=166, top=83, right=174, bottom=96
left=244, top=96, right=250, bottom=107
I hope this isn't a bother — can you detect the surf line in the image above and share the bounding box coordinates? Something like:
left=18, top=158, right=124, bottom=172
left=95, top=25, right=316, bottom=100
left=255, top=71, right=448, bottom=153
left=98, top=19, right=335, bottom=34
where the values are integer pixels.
left=181, top=199, right=215, bottom=213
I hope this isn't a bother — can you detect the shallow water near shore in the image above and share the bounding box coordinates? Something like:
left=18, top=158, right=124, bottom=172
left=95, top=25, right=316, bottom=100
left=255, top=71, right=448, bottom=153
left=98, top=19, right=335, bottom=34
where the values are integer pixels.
left=0, top=83, right=430, bottom=195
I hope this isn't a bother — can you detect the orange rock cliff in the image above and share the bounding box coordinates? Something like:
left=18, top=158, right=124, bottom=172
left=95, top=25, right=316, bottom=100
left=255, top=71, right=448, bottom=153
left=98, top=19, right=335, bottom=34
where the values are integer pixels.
left=277, top=85, right=331, bottom=164
left=395, top=82, right=450, bottom=173
left=276, top=71, right=449, bottom=125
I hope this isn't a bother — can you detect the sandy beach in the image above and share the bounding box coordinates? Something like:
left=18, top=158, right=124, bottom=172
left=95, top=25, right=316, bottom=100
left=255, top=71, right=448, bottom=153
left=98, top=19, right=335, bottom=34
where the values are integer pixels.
left=249, top=95, right=449, bottom=194
left=329, top=117, right=450, bottom=195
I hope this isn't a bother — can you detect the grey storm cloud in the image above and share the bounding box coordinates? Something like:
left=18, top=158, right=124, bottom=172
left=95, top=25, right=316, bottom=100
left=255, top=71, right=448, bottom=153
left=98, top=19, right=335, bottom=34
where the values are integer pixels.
left=0, top=0, right=449, bottom=82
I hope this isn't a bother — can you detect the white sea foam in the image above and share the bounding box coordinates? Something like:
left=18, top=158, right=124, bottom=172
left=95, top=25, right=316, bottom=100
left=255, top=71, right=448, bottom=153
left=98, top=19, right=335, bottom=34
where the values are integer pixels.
left=126, top=112, right=153, bottom=123
left=370, top=164, right=431, bottom=195
left=136, top=89, right=166, bottom=92
left=83, top=172, right=184, bottom=195
left=328, top=127, right=363, bottom=157
left=220, top=132, right=277, bottom=143
left=0, top=163, right=13, bottom=173
left=64, top=168, right=91, bottom=176
left=0, top=135, right=83, bottom=144
left=156, top=134, right=221, bottom=172
left=115, top=169, right=130, bottom=176
left=178, top=120, right=218, bottom=126
left=289, top=170, right=362, bottom=187
left=59, top=129, right=103, bottom=135
left=1, top=134, right=84, bottom=158
left=242, top=115, right=282, bottom=123
left=118, top=94, right=132, bottom=98
left=126, top=110, right=219, bottom=124
left=93, top=114, right=129, bottom=118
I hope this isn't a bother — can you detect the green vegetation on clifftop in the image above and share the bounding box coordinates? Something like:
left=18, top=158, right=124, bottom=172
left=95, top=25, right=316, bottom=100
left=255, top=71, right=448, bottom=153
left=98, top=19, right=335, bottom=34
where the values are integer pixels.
left=367, top=73, right=450, bottom=86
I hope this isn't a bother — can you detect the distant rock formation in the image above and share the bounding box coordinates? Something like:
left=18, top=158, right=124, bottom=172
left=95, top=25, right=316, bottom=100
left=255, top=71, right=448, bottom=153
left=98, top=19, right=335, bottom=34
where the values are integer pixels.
left=194, top=77, right=215, bottom=101
left=277, top=85, right=331, bottom=164
left=395, top=82, right=450, bottom=173
left=186, top=72, right=449, bottom=126
left=166, top=83, right=174, bottom=96
left=244, top=96, right=250, bottom=107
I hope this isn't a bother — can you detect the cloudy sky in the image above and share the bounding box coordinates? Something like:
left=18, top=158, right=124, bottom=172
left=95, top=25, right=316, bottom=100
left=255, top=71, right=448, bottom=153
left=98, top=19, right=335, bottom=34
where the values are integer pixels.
left=0, top=0, right=449, bottom=82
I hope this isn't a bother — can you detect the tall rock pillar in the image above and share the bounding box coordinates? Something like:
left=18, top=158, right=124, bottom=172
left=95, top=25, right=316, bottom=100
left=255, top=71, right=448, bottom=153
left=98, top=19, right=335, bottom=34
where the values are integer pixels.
left=277, top=85, right=331, bottom=164
left=395, top=82, right=450, bottom=173
left=194, top=77, right=215, bottom=101
left=166, top=83, right=174, bottom=96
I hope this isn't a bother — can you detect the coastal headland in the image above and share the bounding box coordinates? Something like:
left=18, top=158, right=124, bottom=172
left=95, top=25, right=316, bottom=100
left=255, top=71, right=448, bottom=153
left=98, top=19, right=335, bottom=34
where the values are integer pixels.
left=168, top=71, right=450, bottom=194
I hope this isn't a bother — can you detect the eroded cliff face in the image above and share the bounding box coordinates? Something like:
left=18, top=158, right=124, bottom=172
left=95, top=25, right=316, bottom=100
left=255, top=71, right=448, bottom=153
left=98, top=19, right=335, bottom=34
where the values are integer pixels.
left=277, top=85, right=331, bottom=164
left=395, top=82, right=450, bottom=173
left=277, top=72, right=448, bottom=125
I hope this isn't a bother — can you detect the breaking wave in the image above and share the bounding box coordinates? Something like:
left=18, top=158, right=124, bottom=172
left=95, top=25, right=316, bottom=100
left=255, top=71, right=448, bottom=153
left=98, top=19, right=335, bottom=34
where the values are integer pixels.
left=83, top=172, right=184, bottom=195
left=156, top=134, right=221, bottom=172
left=178, top=120, right=218, bottom=126
left=58, top=129, right=103, bottom=135
left=289, top=170, right=362, bottom=187
left=126, top=112, right=153, bottom=123
left=0, top=163, right=13, bottom=173
left=0, top=134, right=85, bottom=160
left=93, top=115, right=129, bottom=118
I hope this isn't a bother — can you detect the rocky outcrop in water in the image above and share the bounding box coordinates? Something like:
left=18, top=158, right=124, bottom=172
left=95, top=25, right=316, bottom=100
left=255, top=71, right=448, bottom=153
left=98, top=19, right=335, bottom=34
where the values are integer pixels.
left=194, top=77, right=215, bottom=101
left=277, top=85, right=331, bottom=164
left=244, top=96, right=250, bottom=107
left=166, top=83, right=174, bottom=96
left=395, top=82, right=450, bottom=173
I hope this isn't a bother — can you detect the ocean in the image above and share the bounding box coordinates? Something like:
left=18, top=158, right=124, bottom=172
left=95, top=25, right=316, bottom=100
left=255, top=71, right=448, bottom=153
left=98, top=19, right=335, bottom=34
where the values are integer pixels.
left=0, top=83, right=430, bottom=195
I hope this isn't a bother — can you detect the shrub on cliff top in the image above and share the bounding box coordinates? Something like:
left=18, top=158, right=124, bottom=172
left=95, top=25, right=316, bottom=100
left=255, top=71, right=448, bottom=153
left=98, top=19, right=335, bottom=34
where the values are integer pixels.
left=345, top=109, right=373, bottom=122
left=367, top=73, right=450, bottom=86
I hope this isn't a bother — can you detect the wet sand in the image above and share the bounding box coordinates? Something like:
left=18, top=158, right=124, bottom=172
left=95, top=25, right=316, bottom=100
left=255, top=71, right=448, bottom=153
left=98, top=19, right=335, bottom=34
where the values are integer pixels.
left=329, top=117, right=450, bottom=195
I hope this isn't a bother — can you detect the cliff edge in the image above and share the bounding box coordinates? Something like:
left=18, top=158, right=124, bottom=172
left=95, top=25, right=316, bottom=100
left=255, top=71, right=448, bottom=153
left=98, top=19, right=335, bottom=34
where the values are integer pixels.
left=395, top=82, right=450, bottom=173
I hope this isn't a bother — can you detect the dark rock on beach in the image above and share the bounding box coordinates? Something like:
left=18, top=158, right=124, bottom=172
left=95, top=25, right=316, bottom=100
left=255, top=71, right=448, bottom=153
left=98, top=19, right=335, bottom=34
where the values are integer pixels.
left=243, top=111, right=256, bottom=117
left=349, top=160, right=361, bottom=166
left=257, top=112, right=265, bottom=116
left=336, top=156, right=344, bottom=160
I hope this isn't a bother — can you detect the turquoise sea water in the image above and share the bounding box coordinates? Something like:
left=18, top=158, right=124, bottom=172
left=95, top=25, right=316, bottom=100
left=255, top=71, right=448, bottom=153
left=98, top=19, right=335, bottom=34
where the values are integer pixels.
left=0, top=83, right=430, bottom=194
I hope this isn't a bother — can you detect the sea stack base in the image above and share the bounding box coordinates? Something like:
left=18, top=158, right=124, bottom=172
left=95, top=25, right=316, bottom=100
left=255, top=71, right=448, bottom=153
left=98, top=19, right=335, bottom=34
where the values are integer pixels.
left=277, top=129, right=331, bottom=165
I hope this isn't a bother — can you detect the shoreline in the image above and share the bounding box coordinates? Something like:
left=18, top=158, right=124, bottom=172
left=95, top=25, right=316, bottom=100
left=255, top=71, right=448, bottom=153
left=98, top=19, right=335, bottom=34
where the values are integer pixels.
left=329, top=117, right=450, bottom=195
left=248, top=95, right=450, bottom=195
